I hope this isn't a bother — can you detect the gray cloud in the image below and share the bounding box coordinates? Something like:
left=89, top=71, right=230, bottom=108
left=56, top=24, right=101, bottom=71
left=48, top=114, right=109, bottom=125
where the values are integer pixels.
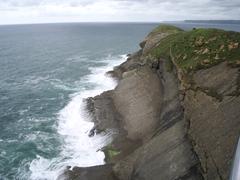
left=0, top=0, right=239, bottom=24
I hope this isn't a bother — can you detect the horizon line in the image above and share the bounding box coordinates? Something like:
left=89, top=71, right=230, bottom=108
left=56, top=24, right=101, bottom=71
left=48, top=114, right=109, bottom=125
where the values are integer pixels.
left=0, top=21, right=165, bottom=26
left=0, top=20, right=239, bottom=26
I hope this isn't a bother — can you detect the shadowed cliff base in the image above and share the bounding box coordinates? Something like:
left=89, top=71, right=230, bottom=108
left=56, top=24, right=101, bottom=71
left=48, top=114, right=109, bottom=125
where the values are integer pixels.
left=59, top=24, right=240, bottom=180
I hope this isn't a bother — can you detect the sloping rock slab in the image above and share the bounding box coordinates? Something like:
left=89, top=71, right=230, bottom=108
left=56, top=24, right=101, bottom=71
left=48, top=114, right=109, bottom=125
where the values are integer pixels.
left=113, top=66, right=162, bottom=140
left=114, top=121, right=203, bottom=180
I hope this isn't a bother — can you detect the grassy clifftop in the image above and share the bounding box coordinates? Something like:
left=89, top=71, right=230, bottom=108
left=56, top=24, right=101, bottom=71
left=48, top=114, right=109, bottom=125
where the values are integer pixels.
left=148, top=24, right=183, bottom=36
left=150, top=25, right=240, bottom=72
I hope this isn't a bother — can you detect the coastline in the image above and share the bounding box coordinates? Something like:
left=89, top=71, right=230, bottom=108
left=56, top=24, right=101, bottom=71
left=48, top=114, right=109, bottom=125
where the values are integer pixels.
left=30, top=54, right=127, bottom=180
left=59, top=25, right=240, bottom=180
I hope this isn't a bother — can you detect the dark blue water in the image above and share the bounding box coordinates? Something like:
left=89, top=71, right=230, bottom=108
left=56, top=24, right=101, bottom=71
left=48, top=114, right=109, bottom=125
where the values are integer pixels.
left=0, top=22, right=240, bottom=180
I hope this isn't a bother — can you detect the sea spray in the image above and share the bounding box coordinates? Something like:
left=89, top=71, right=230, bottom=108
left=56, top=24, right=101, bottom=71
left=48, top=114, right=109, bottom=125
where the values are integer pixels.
left=29, top=55, right=126, bottom=180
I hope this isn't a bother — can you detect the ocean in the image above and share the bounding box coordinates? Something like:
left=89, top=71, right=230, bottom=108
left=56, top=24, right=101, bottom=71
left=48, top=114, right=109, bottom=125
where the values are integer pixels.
left=0, top=22, right=240, bottom=180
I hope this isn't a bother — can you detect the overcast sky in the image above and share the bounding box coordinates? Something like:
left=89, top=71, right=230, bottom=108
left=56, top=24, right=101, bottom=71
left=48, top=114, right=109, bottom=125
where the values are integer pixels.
left=0, top=0, right=239, bottom=25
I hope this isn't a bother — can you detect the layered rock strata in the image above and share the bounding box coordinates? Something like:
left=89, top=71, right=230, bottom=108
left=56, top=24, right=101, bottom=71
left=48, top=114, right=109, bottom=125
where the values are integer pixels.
left=59, top=25, right=240, bottom=180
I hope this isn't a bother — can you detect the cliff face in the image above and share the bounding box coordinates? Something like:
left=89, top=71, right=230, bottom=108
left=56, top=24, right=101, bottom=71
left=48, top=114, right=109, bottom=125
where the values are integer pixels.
left=113, top=65, right=162, bottom=140
left=184, top=62, right=240, bottom=180
left=60, top=25, right=240, bottom=180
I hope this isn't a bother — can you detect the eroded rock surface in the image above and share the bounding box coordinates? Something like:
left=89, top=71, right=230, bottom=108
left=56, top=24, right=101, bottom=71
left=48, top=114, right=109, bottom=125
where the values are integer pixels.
left=114, top=121, right=203, bottom=180
left=113, top=66, right=162, bottom=140
left=61, top=25, right=240, bottom=180
left=184, top=63, right=240, bottom=180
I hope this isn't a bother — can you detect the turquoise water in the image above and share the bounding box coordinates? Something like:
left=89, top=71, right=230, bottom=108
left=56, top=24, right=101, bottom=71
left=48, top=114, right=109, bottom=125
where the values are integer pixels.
left=0, top=22, right=240, bottom=180
left=0, top=23, right=159, bottom=179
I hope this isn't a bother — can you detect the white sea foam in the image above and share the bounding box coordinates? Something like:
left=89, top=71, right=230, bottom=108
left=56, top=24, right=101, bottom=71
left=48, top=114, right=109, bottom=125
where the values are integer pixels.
left=29, top=54, right=126, bottom=180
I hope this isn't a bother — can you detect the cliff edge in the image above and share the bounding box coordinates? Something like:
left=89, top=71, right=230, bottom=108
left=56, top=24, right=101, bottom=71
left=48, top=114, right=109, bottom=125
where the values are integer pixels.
left=59, top=25, right=240, bottom=180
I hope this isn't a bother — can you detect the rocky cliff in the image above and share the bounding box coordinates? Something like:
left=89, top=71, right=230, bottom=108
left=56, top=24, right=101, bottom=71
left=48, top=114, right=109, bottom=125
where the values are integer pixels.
left=59, top=25, right=240, bottom=180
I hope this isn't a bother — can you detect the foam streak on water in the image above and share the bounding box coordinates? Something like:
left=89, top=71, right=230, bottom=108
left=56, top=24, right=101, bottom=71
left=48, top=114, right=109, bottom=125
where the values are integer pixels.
left=29, top=55, right=126, bottom=180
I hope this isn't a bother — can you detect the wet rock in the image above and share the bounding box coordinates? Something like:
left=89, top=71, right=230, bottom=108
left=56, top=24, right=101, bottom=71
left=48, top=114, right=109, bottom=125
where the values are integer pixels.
left=57, top=165, right=118, bottom=180
left=88, top=90, right=121, bottom=134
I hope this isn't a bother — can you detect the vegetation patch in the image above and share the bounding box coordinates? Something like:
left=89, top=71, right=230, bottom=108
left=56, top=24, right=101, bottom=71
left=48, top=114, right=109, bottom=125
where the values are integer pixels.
left=102, top=145, right=121, bottom=162
left=150, top=25, right=240, bottom=73
left=149, top=24, right=183, bottom=36
left=151, top=32, right=184, bottom=72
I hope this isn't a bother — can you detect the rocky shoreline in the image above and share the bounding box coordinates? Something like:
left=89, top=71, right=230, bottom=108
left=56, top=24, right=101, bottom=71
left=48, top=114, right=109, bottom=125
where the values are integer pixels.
left=58, top=25, right=240, bottom=180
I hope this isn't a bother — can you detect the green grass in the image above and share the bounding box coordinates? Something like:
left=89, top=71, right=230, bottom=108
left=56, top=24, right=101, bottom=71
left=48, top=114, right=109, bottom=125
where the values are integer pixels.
left=108, top=149, right=120, bottom=158
left=102, top=145, right=121, bottom=162
left=150, top=32, right=184, bottom=72
left=150, top=26, right=240, bottom=73
left=149, top=24, right=183, bottom=36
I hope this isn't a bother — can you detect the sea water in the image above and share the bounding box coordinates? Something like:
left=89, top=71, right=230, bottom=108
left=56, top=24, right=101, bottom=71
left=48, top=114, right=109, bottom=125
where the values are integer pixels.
left=0, top=22, right=240, bottom=179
